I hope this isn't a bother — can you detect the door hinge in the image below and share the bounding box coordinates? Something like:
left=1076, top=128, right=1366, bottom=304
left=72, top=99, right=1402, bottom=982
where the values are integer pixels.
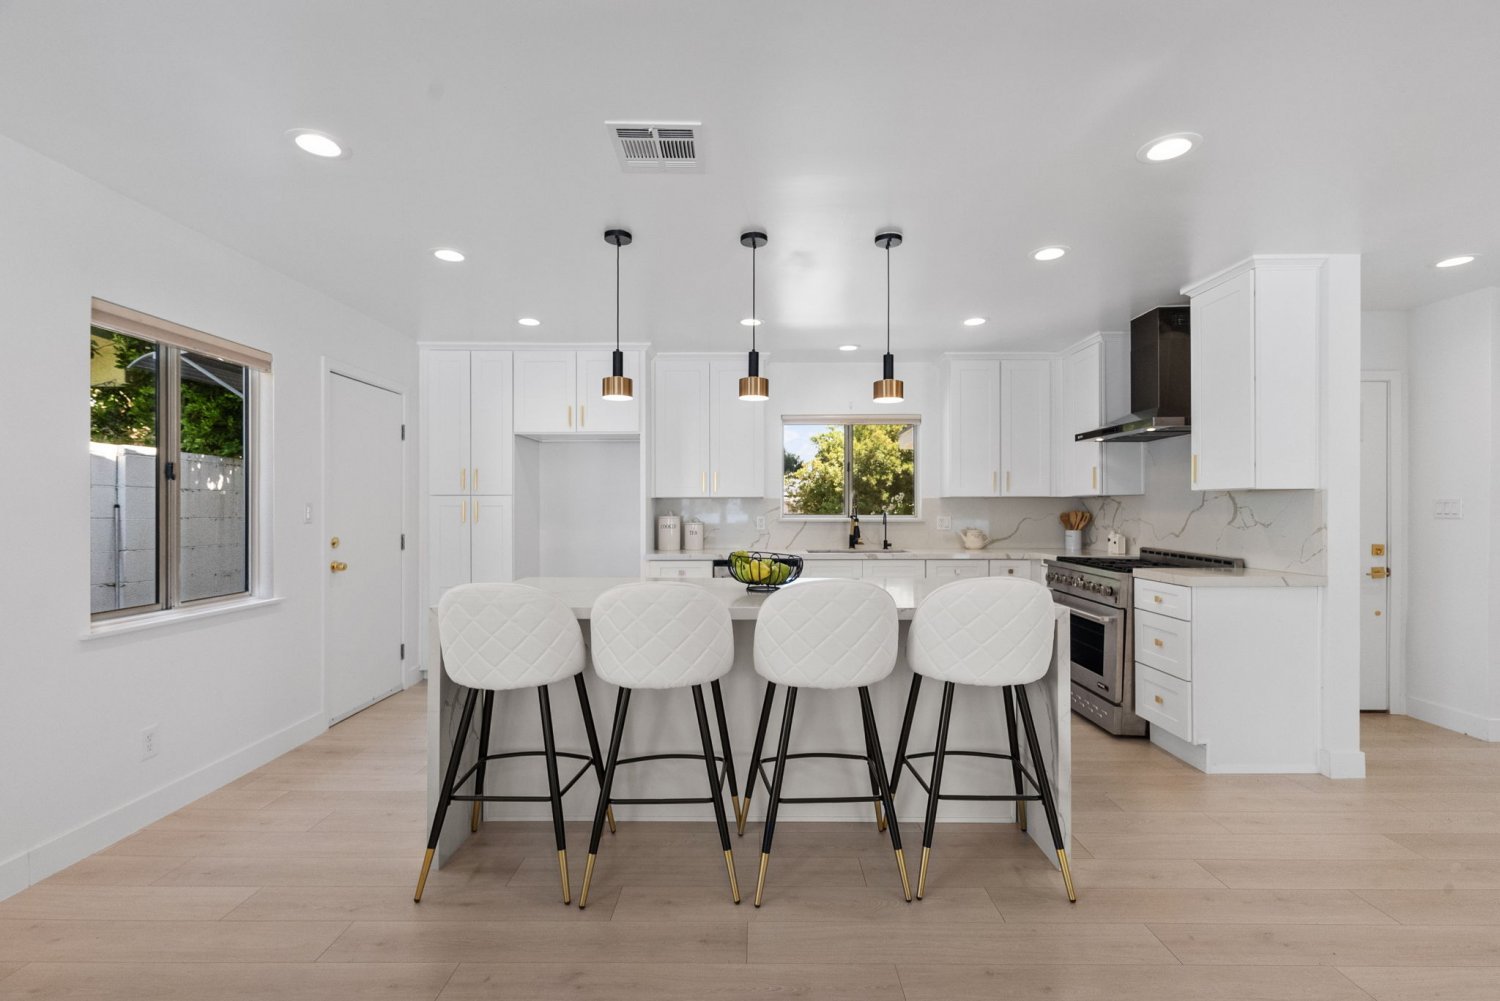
left=400, top=643, right=405, bottom=660
left=400, top=533, right=405, bottom=550
left=400, top=424, right=406, bottom=440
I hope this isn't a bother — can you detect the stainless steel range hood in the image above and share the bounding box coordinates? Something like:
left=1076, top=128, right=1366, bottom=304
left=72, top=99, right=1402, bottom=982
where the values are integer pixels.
left=1075, top=306, right=1191, bottom=444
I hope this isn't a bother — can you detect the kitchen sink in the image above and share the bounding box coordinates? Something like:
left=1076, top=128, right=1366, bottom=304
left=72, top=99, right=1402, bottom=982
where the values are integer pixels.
left=804, top=548, right=909, bottom=554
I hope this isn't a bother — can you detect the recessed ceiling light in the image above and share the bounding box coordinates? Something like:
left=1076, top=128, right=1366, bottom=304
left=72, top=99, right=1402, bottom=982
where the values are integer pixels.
left=963, top=317, right=987, bottom=327
left=1436, top=255, right=1477, bottom=268
left=432, top=248, right=466, bottom=263
left=517, top=317, right=541, bottom=326
left=740, top=317, right=762, bottom=326
left=838, top=344, right=859, bottom=352
left=1032, top=246, right=1068, bottom=262
left=1137, top=132, right=1201, bottom=163
left=289, top=129, right=345, bottom=158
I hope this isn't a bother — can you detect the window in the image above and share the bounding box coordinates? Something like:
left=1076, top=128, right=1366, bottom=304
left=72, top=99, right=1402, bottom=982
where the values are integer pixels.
left=782, top=417, right=918, bottom=518
left=89, top=300, right=269, bottom=620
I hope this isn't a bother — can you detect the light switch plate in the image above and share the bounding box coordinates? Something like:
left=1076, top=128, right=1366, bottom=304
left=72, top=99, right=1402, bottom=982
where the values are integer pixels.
left=1435, top=498, right=1463, bottom=519
left=755, top=516, right=766, bottom=531
left=936, top=515, right=952, bottom=531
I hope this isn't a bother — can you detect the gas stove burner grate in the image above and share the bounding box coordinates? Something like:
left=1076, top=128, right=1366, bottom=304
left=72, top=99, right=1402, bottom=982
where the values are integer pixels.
left=1053, top=556, right=1165, bottom=573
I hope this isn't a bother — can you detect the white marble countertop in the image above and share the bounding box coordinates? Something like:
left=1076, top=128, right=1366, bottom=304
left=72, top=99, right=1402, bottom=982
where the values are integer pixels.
left=1133, top=566, right=1327, bottom=588
left=644, top=547, right=1085, bottom=562
left=516, top=575, right=964, bottom=618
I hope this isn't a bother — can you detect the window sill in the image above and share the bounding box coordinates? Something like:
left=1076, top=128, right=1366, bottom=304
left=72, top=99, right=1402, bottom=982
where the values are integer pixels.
left=84, top=595, right=283, bottom=640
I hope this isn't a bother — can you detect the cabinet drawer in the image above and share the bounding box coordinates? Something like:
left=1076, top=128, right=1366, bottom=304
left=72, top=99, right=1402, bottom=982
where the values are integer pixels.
left=988, top=559, right=1031, bottom=578
left=1134, top=609, right=1192, bottom=681
left=1135, top=663, right=1193, bottom=742
left=649, top=562, right=712, bottom=579
left=863, top=559, right=925, bottom=579
left=801, top=559, right=863, bottom=579
left=926, top=560, right=988, bottom=580
left=1134, top=579, right=1191, bottom=620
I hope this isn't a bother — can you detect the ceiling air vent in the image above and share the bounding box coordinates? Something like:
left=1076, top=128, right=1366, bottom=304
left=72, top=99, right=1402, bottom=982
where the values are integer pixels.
left=607, top=121, right=704, bottom=172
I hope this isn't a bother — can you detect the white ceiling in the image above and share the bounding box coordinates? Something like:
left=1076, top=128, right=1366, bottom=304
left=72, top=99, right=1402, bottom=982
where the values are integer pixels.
left=2, top=0, right=1497, bottom=355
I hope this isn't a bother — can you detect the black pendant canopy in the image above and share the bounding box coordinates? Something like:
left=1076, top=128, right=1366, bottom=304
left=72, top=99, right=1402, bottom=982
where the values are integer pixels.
left=738, top=230, right=769, bottom=401
left=601, top=228, right=634, bottom=401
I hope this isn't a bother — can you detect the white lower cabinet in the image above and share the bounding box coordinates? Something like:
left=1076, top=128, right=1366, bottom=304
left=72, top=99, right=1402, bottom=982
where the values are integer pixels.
left=987, top=559, right=1030, bottom=578
left=426, top=496, right=513, bottom=607
left=649, top=561, right=713, bottom=579
left=863, top=559, right=925, bottom=578
left=801, top=559, right=863, bottom=579
left=926, top=560, right=987, bottom=581
left=1130, top=580, right=1321, bottom=773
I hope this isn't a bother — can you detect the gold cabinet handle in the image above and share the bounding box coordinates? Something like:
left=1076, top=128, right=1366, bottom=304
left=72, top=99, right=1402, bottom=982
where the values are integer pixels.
left=1153, top=638, right=1165, bottom=648
left=579, top=405, right=585, bottom=428
left=1154, top=694, right=1164, bottom=705
left=567, top=405, right=573, bottom=429
left=1153, top=594, right=1163, bottom=604
left=329, top=561, right=348, bottom=573
left=473, top=499, right=480, bottom=523
left=701, top=471, right=707, bottom=494
left=1006, top=470, right=1011, bottom=493
left=713, top=471, right=719, bottom=494
left=992, top=470, right=998, bottom=493
left=1192, top=454, right=1199, bottom=484
left=473, top=468, right=479, bottom=492
left=460, top=467, right=467, bottom=491
left=1091, top=465, right=1098, bottom=491
left=460, top=501, right=466, bottom=524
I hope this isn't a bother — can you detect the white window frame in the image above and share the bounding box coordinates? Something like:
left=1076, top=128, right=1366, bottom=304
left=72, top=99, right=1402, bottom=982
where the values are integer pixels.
left=780, top=414, right=921, bottom=521
left=89, top=299, right=271, bottom=623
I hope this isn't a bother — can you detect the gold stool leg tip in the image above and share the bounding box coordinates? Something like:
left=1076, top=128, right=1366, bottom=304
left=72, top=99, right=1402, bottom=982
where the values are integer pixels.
left=413, top=848, right=435, bottom=903
left=895, top=848, right=913, bottom=902
left=558, top=849, right=571, bottom=905
left=917, top=845, right=930, bottom=900
left=753, top=852, right=770, bottom=908
left=578, top=854, right=597, bottom=910
left=606, top=806, right=617, bottom=835
left=1058, top=849, right=1077, bottom=903
left=724, top=850, right=741, bottom=904
left=470, top=801, right=482, bottom=833
left=1017, top=799, right=1027, bottom=831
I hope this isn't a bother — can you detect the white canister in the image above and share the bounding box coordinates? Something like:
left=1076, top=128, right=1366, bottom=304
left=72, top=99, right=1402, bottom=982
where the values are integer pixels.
left=656, top=513, right=682, bottom=552
left=683, top=520, right=705, bottom=551
left=1063, top=530, right=1084, bottom=555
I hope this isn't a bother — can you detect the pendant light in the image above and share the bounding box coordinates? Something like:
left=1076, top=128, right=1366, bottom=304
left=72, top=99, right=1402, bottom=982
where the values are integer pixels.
left=600, top=228, right=634, bottom=401
left=738, top=230, right=770, bottom=401
left=873, top=231, right=904, bottom=403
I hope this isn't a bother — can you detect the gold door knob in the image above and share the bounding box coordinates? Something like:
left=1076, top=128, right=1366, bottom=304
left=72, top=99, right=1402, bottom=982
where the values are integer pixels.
left=330, top=561, right=348, bottom=573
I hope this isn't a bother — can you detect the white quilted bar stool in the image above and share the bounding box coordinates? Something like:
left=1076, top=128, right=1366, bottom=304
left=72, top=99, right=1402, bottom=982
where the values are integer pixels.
left=578, top=581, right=741, bottom=908
left=416, top=583, right=612, bottom=905
left=746, top=579, right=912, bottom=906
left=892, top=576, right=1075, bottom=902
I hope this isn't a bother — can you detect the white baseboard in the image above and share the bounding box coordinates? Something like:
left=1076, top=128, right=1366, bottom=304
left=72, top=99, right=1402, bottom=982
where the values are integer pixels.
left=1318, top=747, right=1367, bottom=779
left=1408, top=696, right=1500, bottom=742
left=11, top=710, right=326, bottom=898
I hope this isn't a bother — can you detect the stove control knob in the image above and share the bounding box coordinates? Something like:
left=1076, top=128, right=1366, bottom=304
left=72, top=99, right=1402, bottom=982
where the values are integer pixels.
left=1101, top=585, right=1115, bottom=597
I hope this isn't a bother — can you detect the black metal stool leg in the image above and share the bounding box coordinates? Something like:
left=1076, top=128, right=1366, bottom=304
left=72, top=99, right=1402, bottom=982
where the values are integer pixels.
left=471, top=691, right=495, bottom=833
left=1002, top=686, right=1027, bottom=832
left=694, top=685, right=741, bottom=904
left=1015, top=685, right=1075, bottom=902
left=889, top=673, right=923, bottom=796
left=415, top=686, right=478, bottom=902
left=739, top=682, right=776, bottom=835
left=537, top=684, right=569, bottom=904
left=861, top=702, right=887, bottom=833
left=574, top=673, right=616, bottom=835
left=860, top=686, right=912, bottom=902
left=710, top=679, right=742, bottom=831
left=754, top=686, right=797, bottom=906
left=918, top=681, right=956, bottom=898
left=579, top=688, right=631, bottom=909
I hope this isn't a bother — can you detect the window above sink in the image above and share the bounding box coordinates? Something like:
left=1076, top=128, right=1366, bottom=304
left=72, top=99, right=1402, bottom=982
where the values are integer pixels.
left=782, top=416, right=919, bottom=521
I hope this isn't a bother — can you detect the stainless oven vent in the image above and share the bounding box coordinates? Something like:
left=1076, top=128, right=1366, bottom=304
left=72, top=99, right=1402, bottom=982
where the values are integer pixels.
left=606, top=121, right=704, bottom=172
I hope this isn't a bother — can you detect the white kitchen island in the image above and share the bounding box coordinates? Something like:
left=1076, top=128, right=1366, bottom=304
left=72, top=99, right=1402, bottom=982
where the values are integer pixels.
left=425, top=576, right=1071, bottom=871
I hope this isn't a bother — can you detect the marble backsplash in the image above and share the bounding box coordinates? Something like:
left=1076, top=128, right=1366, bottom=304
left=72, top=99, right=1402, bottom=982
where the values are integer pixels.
left=1080, top=436, right=1327, bottom=574
left=652, top=495, right=1080, bottom=553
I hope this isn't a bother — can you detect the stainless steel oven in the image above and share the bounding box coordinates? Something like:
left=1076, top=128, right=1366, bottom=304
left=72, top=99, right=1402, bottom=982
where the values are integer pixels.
left=1051, top=590, right=1128, bottom=705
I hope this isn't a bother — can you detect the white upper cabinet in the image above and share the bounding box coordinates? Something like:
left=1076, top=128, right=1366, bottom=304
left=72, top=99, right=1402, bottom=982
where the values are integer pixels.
left=709, top=359, right=765, bottom=498
left=423, top=349, right=513, bottom=496
left=651, top=355, right=763, bottom=498
left=1000, top=359, right=1051, bottom=496
left=514, top=349, right=641, bottom=437
left=1052, top=335, right=1143, bottom=497
left=577, top=350, right=642, bottom=434
left=1184, top=257, right=1321, bottom=490
left=941, top=359, right=1001, bottom=496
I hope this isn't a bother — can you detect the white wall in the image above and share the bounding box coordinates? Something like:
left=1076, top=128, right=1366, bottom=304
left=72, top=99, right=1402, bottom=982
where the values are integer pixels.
left=0, top=134, right=418, bottom=897
left=1362, top=310, right=1409, bottom=372
left=537, top=440, right=640, bottom=576
left=1404, top=287, right=1500, bottom=737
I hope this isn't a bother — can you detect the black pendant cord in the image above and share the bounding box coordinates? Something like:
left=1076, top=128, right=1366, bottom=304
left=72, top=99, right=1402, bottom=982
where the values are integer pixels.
left=751, top=242, right=758, bottom=353
left=615, top=240, right=621, bottom=352
left=885, top=241, right=891, bottom=356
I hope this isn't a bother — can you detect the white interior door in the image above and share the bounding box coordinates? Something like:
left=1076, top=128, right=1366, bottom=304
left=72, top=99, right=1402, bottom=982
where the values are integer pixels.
left=326, top=373, right=406, bottom=724
left=1360, top=380, right=1391, bottom=711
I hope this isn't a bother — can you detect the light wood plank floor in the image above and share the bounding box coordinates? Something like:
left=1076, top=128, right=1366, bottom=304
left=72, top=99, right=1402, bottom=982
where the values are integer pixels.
left=4, top=686, right=1500, bottom=999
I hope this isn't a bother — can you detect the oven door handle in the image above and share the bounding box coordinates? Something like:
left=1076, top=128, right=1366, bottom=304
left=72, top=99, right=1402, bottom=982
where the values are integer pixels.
left=1058, top=603, right=1120, bottom=626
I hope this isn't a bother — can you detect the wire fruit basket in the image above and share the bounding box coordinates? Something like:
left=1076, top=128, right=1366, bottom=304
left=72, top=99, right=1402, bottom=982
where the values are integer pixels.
left=726, top=551, right=803, bottom=592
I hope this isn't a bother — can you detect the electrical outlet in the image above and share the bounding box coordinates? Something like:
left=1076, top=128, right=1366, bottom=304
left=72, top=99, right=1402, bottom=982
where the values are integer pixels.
left=755, top=516, right=766, bottom=531
left=1435, top=498, right=1463, bottom=519
left=936, top=515, right=952, bottom=531
left=141, top=725, right=159, bottom=760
